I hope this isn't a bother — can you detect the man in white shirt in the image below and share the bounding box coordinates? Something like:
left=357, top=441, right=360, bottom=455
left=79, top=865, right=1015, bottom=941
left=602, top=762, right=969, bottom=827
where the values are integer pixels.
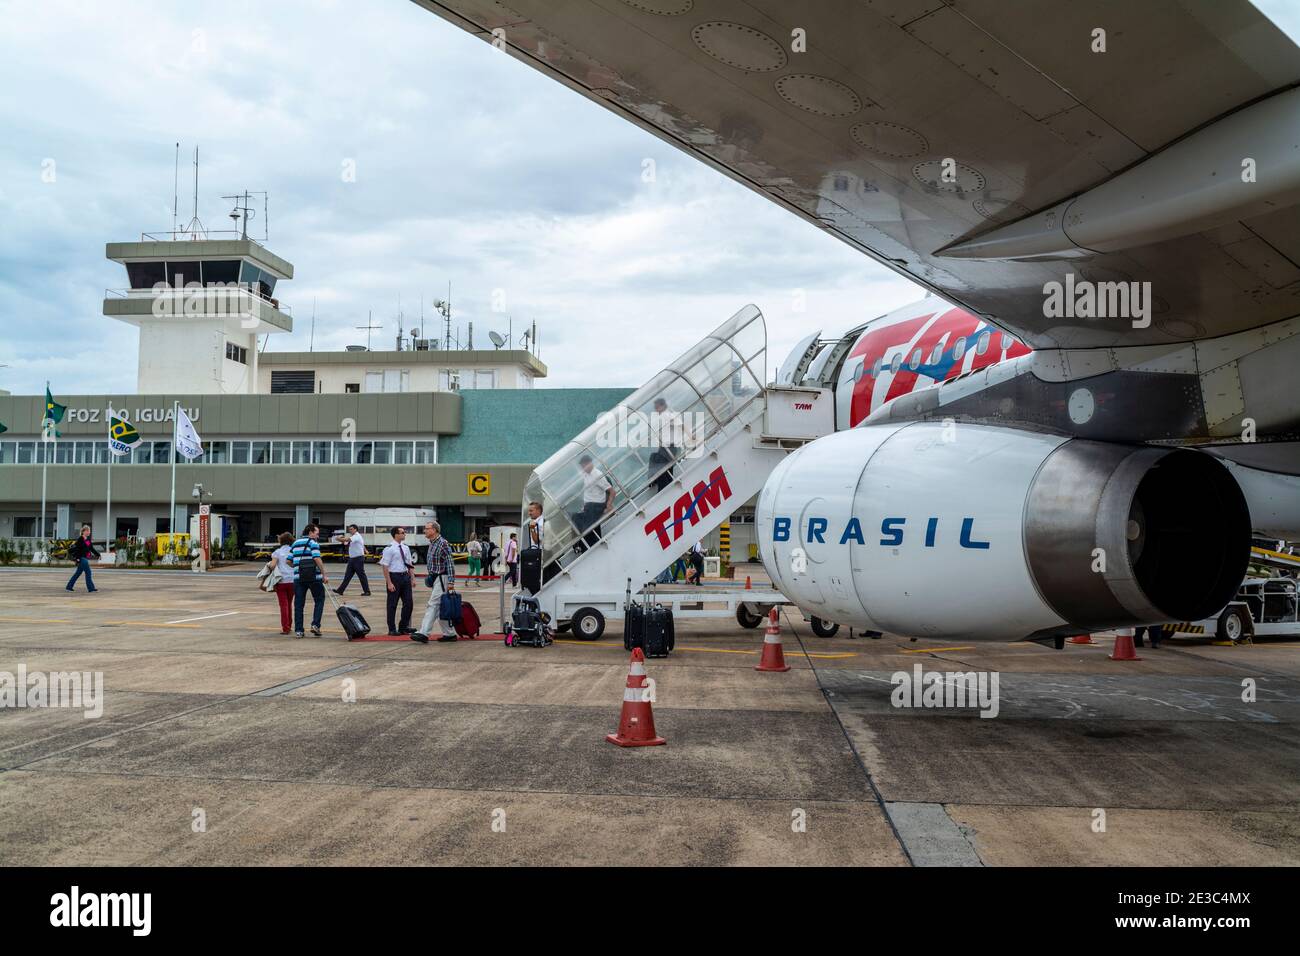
left=333, top=524, right=371, bottom=597
left=576, top=454, right=614, bottom=550
left=525, top=501, right=545, bottom=549
left=379, top=526, right=416, bottom=635
left=648, top=397, right=682, bottom=494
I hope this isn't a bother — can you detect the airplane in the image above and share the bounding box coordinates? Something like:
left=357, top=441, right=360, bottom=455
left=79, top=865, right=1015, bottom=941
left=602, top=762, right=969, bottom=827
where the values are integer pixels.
left=412, top=0, right=1300, bottom=643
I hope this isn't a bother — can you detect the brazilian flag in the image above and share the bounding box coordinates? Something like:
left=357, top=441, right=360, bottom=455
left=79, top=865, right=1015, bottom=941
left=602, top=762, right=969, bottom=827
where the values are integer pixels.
left=108, top=411, right=141, bottom=456
left=42, top=386, right=66, bottom=439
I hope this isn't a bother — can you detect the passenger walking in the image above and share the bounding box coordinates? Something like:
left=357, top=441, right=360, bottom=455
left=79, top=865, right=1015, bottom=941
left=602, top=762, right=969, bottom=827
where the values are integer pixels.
left=411, top=520, right=457, bottom=644
left=648, top=397, right=681, bottom=494
left=575, top=454, right=614, bottom=550
left=525, top=501, right=545, bottom=549
left=688, top=540, right=706, bottom=586
left=380, top=526, right=416, bottom=636
left=290, top=524, right=329, bottom=638
left=503, top=532, right=519, bottom=587
left=334, top=523, right=371, bottom=596
left=65, top=525, right=99, bottom=593
left=262, top=532, right=296, bottom=634
left=467, top=534, right=482, bottom=586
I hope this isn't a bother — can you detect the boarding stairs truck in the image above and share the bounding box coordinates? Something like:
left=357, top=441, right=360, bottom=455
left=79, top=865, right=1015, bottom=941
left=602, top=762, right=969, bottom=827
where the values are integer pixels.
left=521, top=306, right=833, bottom=639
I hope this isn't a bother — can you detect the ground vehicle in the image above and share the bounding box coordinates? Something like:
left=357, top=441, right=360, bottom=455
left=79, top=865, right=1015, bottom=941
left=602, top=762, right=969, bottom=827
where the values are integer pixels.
left=1166, top=576, right=1300, bottom=642
left=340, top=508, right=438, bottom=561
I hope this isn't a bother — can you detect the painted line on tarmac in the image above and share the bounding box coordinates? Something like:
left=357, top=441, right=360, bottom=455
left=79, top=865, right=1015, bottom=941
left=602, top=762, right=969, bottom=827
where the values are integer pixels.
left=167, top=610, right=240, bottom=624
left=552, top=638, right=856, bottom=659
left=0, top=616, right=74, bottom=625
left=900, top=646, right=976, bottom=654
left=102, top=620, right=201, bottom=629
left=252, top=661, right=368, bottom=697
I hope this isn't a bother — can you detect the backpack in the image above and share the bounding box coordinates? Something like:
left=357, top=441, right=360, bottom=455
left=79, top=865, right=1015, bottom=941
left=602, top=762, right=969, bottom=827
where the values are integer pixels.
left=439, top=589, right=463, bottom=623
left=455, top=601, right=480, bottom=638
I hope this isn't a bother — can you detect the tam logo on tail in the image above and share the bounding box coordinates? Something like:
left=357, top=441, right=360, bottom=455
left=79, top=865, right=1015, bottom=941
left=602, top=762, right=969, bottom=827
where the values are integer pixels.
left=644, top=466, right=733, bottom=549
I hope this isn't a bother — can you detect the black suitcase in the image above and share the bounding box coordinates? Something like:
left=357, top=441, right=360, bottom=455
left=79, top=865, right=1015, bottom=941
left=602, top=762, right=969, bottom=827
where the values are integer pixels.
left=520, top=546, right=543, bottom=594
left=327, top=589, right=371, bottom=641
left=624, top=584, right=674, bottom=657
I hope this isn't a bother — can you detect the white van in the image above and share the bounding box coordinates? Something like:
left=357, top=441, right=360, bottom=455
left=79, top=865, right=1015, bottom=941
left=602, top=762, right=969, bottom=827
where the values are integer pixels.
left=340, top=508, right=438, bottom=560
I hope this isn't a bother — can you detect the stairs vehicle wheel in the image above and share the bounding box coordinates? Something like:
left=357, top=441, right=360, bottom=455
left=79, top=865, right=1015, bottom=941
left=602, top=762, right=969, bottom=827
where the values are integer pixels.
left=736, top=604, right=765, bottom=629
left=1217, top=606, right=1250, bottom=643
left=572, top=607, right=605, bottom=641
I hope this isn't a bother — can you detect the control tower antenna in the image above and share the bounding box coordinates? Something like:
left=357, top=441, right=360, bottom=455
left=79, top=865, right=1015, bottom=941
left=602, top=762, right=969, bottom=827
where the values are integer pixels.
left=180, top=146, right=206, bottom=239
left=171, top=143, right=180, bottom=235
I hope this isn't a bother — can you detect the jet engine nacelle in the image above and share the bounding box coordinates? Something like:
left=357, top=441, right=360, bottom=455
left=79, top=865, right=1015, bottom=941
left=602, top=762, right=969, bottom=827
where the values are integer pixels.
left=755, top=422, right=1251, bottom=641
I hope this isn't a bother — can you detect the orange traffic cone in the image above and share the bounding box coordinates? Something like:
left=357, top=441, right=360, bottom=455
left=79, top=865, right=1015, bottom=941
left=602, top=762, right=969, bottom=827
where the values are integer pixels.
left=744, top=575, right=752, bottom=590
left=1109, top=627, right=1143, bottom=661
left=606, top=648, right=666, bottom=747
left=755, top=607, right=791, bottom=673
left=1068, top=634, right=1095, bottom=645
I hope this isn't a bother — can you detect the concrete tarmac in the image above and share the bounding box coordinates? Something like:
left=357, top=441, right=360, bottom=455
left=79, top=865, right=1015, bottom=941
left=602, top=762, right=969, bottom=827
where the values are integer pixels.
left=1, top=564, right=1297, bottom=866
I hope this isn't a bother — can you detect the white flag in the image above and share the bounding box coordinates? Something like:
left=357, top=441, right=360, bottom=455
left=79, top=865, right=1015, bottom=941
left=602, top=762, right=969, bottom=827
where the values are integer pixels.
left=174, top=407, right=204, bottom=460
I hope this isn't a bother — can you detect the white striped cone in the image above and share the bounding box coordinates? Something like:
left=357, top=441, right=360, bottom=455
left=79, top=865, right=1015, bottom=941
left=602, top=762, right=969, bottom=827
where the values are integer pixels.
left=756, top=607, right=790, bottom=672
left=606, top=648, right=666, bottom=746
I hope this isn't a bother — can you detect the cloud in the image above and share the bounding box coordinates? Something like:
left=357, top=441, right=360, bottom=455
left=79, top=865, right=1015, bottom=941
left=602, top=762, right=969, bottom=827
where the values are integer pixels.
left=0, top=0, right=919, bottom=397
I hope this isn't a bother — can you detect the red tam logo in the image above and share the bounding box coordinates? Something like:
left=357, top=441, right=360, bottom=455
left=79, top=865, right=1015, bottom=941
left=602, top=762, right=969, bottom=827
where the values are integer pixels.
left=644, top=466, right=733, bottom=549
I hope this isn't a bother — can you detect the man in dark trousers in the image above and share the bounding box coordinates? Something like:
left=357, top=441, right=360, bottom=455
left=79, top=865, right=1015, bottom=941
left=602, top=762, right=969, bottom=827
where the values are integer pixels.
left=380, top=526, right=416, bottom=636
left=65, top=524, right=100, bottom=592
left=290, top=523, right=329, bottom=638
left=333, top=523, right=371, bottom=596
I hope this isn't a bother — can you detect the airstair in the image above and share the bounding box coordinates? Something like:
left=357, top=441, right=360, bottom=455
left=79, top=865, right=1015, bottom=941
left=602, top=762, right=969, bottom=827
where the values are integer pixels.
left=522, top=305, right=833, bottom=638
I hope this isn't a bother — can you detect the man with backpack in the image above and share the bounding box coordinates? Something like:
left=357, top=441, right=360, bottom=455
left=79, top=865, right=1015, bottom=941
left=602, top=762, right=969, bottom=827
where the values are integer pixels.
left=411, top=519, right=458, bottom=644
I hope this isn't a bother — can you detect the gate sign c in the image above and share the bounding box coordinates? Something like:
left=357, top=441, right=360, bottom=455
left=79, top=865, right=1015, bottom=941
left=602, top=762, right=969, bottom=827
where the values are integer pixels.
left=468, top=473, right=491, bottom=497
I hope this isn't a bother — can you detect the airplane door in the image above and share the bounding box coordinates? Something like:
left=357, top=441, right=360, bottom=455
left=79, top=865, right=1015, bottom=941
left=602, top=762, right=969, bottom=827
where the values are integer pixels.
left=775, top=330, right=822, bottom=385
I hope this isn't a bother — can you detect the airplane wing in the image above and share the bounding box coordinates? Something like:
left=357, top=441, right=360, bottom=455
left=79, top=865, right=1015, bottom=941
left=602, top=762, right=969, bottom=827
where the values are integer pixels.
left=411, top=0, right=1300, bottom=349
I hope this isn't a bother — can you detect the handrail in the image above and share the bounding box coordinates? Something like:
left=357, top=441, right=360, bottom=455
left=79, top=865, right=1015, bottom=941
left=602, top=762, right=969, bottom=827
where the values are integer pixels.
left=542, top=392, right=766, bottom=583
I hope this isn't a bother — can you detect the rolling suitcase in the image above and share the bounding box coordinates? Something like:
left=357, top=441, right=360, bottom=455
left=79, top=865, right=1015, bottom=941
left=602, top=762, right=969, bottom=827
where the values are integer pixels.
left=520, top=546, right=543, bottom=594
left=326, top=588, right=371, bottom=641
left=624, top=583, right=674, bottom=657
left=455, top=601, right=481, bottom=639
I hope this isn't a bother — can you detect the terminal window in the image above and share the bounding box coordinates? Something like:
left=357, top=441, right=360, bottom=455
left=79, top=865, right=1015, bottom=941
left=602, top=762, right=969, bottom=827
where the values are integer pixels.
left=225, top=342, right=248, bottom=365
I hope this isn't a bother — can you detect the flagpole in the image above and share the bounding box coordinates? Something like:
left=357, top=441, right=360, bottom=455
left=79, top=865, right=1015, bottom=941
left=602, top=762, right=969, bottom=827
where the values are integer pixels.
left=105, top=401, right=113, bottom=554
left=39, top=380, right=49, bottom=548
left=169, top=400, right=179, bottom=550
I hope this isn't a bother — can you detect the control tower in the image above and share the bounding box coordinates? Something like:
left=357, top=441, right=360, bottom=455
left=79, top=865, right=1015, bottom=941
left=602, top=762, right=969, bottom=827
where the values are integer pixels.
left=103, top=235, right=294, bottom=394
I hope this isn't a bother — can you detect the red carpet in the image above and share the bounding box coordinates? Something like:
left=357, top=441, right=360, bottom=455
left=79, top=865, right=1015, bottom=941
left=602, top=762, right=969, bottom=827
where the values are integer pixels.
left=350, top=633, right=503, bottom=643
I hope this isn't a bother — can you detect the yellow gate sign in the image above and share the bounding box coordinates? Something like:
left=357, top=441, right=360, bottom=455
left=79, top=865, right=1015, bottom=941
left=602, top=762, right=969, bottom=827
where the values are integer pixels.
left=468, top=473, right=491, bottom=497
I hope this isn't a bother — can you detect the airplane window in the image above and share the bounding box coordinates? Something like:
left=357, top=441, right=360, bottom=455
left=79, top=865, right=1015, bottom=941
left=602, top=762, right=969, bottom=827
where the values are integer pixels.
left=871, top=357, right=882, bottom=377
left=909, top=348, right=922, bottom=369
left=929, top=344, right=944, bottom=364
left=852, top=362, right=864, bottom=382
left=976, top=330, right=991, bottom=355
left=889, top=352, right=902, bottom=374
left=952, top=337, right=967, bottom=361
left=1001, top=332, right=1016, bottom=351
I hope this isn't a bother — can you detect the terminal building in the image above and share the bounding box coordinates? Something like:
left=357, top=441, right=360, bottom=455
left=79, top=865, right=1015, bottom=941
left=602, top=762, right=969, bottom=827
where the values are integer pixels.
left=0, top=229, right=632, bottom=547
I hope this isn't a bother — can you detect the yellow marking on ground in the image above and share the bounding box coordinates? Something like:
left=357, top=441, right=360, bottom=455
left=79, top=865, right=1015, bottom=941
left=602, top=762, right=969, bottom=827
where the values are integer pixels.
left=899, top=645, right=976, bottom=654
left=0, top=616, right=74, bottom=625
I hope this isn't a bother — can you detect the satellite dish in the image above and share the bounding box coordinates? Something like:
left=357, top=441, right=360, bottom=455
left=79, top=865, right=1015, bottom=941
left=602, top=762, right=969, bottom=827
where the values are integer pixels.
left=488, top=330, right=506, bottom=349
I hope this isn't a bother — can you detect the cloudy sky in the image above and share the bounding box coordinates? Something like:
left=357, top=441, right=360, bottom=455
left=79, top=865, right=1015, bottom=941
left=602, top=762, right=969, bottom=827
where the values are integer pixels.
left=3, top=0, right=1298, bottom=399
left=0, top=0, right=925, bottom=397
